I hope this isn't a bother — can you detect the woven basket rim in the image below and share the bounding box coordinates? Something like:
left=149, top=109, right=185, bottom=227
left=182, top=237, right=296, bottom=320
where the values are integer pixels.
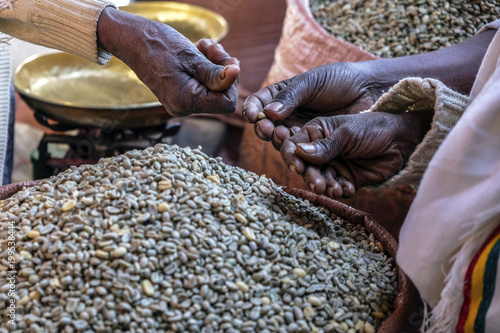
left=282, top=187, right=417, bottom=333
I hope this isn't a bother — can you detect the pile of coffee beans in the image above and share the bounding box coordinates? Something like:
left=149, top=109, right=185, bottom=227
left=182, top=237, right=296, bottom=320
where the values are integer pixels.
left=1, top=144, right=396, bottom=332
left=311, top=0, right=499, bottom=57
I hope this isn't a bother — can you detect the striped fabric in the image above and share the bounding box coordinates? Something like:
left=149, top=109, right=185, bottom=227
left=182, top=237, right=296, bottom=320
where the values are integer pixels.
left=0, top=37, right=10, bottom=185
left=456, top=224, right=500, bottom=333
left=0, top=0, right=116, bottom=65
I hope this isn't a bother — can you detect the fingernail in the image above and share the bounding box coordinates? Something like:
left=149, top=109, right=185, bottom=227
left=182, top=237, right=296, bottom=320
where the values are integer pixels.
left=289, top=164, right=297, bottom=174
left=291, top=126, right=300, bottom=135
left=297, top=143, right=317, bottom=154
left=266, top=102, right=284, bottom=113
left=220, top=66, right=228, bottom=80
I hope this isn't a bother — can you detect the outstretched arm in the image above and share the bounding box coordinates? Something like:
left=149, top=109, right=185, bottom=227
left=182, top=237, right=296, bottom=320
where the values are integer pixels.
left=97, top=7, right=240, bottom=117
left=360, top=28, right=497, bottom=96
left=0, top=1, right=240, bottom=116
left=242, top=28, right=496, bottom=148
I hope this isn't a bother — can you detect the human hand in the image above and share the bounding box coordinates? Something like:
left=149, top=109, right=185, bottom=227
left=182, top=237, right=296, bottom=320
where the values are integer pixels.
left=281, top=111, right=433, bottom=198
left=97, top=8, right=240, bottom=117
left=241, top=63, right=383, bottom=150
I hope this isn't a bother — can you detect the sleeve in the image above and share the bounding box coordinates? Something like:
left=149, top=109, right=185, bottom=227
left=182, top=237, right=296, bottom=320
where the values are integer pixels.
left=0, top=0, right=117, bottom=65
left=369, top=77, right=468, bottom=190
left=478, top=18, right=500, bottom=32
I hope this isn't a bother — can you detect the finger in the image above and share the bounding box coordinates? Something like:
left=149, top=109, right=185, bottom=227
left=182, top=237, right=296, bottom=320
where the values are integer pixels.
left=262, top=77, right=312, bottom=121
left=295, top=129, right=345, bottom=165
left=281, top=138, right=307, bottom=175
left=322, top=166, right=343, bottom=198
left=303, top=165, right=326, bottom=194
left=193, top=58, right=240, bottom=92
left=242, top=95, right=264, bottom=123
left=208, top=42, right=240, bottom=67
left=328, top=160, right=355, bottom=185
left=242, top=85, right=284, bottom=123
left=196, top=38, right=217, bottom=56
left=182, top=78, right=239, bottom=115
left=337, top=177, right=356, bottom=197
left=280, top=125, right=321, bottom=174
left=291, top=126, right=301, bottom=135
left=271, top=125, right=292, bottom=151
left=254, top=119, right=275, bottom=141
left=196, top=39, right=239, bottom=66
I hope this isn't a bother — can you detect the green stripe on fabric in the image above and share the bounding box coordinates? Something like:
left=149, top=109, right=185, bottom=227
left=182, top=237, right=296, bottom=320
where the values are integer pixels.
left=474, top=238, right=500, bottom=333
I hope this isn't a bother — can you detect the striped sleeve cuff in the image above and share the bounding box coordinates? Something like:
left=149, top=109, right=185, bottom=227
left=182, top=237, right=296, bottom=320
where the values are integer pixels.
left=0, top=0, right=117, bottom=64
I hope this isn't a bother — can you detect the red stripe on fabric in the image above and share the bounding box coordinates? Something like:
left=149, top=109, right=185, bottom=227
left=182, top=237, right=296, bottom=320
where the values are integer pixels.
left=455, top=224, right=500, bottom=333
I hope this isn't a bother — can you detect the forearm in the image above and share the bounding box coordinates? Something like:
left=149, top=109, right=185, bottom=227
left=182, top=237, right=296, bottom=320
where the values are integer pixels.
left=96, top=7, right=189, bottom=75
left=0, top=0, right=115, bottom=64
left=97, top=7, right=151, bottom=60
left=358, top=29, right=497, bottom=96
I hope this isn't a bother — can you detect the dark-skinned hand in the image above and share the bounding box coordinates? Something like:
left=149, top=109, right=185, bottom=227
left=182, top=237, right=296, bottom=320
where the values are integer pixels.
left=97, top=8, right=240, bottom=117
left=281, top=111, right=433, bottom=198
left=241, top=62, right=387, bottom=150
left=241, top=28, right=497, bottom=150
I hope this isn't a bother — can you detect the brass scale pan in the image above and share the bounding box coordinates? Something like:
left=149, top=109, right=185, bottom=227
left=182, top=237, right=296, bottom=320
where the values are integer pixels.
left=13, top=2, right=228, bottom=129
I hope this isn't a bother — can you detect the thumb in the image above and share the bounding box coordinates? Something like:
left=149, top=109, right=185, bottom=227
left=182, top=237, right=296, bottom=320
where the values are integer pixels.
left=194, top=60, right=240, bottom=92
left=295, top=131, right=344, bottom=165
left=262, top=77, right=313, bottom=121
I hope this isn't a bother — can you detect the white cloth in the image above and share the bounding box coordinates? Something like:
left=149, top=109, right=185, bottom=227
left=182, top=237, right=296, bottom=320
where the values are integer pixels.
left=398, top=21, right=500, bottom=332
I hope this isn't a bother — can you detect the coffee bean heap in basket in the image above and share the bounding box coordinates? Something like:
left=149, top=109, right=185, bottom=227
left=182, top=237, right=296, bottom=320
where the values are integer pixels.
left=1, top=144, right=396, bottom=333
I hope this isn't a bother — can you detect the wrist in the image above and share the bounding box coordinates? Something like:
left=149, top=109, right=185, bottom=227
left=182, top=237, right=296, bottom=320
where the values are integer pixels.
left=97, top=6, right=116, bottom=52
left=97, top=7, right=149, bottom=59
left=349, top=60, right=401, bottom=101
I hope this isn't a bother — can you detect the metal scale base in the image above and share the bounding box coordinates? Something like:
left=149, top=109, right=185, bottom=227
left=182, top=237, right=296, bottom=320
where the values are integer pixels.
left=32, top=112, right=181, bottom=179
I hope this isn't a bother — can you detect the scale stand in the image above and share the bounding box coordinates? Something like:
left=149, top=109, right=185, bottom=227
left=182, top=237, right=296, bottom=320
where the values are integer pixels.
left=33, top=111, right=181, bottom=179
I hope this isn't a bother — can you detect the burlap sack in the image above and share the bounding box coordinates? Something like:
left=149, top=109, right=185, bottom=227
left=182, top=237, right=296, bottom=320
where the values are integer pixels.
left=1, top=180, right=420, bottom=332
left=238, top=0, right=377, bottom=190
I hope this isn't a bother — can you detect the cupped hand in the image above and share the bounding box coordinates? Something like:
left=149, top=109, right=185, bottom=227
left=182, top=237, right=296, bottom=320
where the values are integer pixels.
left=281, top=111, right=433, bottom=198
left=241, top=63, right=381, bottom=150
left=97, top=8, right=240, bottom=117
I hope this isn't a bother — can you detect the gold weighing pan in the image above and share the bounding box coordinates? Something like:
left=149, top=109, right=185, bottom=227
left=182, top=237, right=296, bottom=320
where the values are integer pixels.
left=121, top=1, right=229, bottom=43
left=13, top=2, right=228, bottom=129
left=14, top=53, right=168, bottom=129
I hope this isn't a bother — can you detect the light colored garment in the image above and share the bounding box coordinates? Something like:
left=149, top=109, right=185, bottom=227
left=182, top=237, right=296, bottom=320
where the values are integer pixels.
left=368, top=76, right=468, bottom=190
left=0, top=0, right=115, bottom=184
left=0, top=34, right=10, bottom=185
left=398, top=20, right=500, bottom=333
left=0, top=0, right=116, bottom=64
